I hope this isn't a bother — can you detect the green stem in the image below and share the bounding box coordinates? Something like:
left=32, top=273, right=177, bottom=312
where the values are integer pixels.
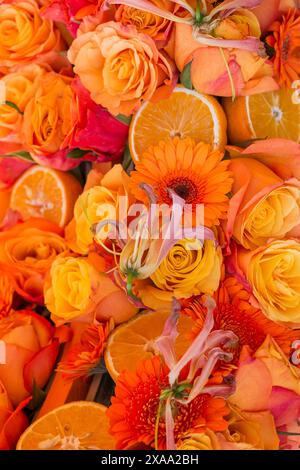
left=154, top=399, right=163, bottom=451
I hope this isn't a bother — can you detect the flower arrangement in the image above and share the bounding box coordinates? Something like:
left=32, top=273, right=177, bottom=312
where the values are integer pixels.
left=0, top=0, right=299, bottom=452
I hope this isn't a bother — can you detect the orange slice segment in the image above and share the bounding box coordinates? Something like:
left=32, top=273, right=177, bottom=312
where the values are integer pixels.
left=17, top=401, right=115, bottom=450
left=223, top=88, right=300, bottom=144
left=129, top=86, right=227, bottom=161
left=10, top=166, right=82, bottom=227
left=105, top=310, right=194, bottom=382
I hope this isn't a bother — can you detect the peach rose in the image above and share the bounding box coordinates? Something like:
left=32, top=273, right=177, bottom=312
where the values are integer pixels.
left=45, top=254, right=137, bottom=325
left=255, top=336, right=300, bottom=396
left=66, top=164, right=133, bottom=254
left=227, top=157, right=300, bottom=249
left=0, top=64, right=49, bottom=141
left=231, top=239, right=300, bottom=328
left=219, top=409, right=279, bottom=450
left=0, top=310, right=59, bottom=406
left=229, top=343, right=300, bottom=449
left=0, top=0, right=62, bottom=69
left=68, top=21, right=177, bottom=116
left=22, top=71, right=75, bottom=156
left=0, top=380, right=29, bottom=450
left=0, top=219, right=68, bottom=304
left=175, top=18, right=278, bottom=97
left=178, top=430, right=221, bottom=450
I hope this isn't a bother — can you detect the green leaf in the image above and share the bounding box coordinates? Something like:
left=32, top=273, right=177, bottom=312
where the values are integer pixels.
left=27, top=380, right=47, bottom=411
left=116, top=114, right=132, bottom=126
left=122, top=144, right=133, bottom=172
left=6, top=150, right=34, bottom=162
left=66, top=148, right=90, bottom=159
left=180, top=62, right=193, bottom=90
left=5, top=101, right=23, bottom=115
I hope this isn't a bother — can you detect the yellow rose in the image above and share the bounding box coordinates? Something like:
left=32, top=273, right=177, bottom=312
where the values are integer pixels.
left=236, top=239, right=300, bottom=328
left=66, top=165, right=132, bottom=255
left=150, top=238, right=222, bottom=298
left=0, top=64, right=48, bottom=140
left=239, top=185, right=300, bottom=250
left=0, top=0, right=61, bottom=69
left=45, top=256, right=101, bottom=324
left=228, top=158, right=300, bottom=250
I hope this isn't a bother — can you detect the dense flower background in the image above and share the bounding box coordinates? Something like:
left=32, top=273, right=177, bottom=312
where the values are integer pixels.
left=0, top=0, right=299, bottom=451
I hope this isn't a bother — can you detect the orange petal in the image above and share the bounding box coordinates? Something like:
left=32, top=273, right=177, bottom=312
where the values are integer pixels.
left=229, top=349, right=272, bottom=411
left=23, top=340, right=59, bottom=393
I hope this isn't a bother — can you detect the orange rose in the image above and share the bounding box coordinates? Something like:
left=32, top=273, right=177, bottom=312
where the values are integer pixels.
left=115, top=0, right=178, bottom=45
left=22, top=71, right=75, bottom=156
left=0, top=310, right=59, bottom=406
left=227, top=157, right=300, bottom=249
left=0, top=270, right=14, bottom=319
left=0, top=0, right=62, bottom=69
left=0, top=219, right=68, bottom=304
left=68, top=21, right=177, bottom=116
left=0, top=64, right=48, bottom=141
left=0, top=380, right=29, bottom=450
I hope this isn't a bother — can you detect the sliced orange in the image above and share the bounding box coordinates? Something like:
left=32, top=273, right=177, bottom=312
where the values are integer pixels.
left=10, top=166, right=82, bottom=227
left=129, top=86, right=227, bottom=161
left=17, top=401, right=115, bottom=450
left=105, top=310, right=194, bottom=382
left=223, top=88, right=300, bottom=144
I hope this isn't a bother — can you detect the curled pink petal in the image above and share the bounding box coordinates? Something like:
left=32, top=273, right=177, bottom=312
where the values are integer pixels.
left=193, top=34, right=262, bottom=53
left=165, top=396, right=176, bottom=450
left=201, top=384, right=235, bottom=397
left=168, top=297, right=215, bottom=385
left=185, top=347, right=233, bottom=403
left=155, top=298, right=181, bottom=369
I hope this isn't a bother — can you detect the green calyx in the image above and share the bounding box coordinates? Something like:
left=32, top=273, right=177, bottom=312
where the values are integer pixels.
left=194, top=0, right=204, bottom=26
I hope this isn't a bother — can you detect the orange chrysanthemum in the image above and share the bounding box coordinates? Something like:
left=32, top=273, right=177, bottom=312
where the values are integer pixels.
left=0, top=270, right=14, bottom=319
left=266, top=9, right=300, bottom=87
left=107, top=356, right=229, bottom=450
left=181, top=277, right=299, bottom=362
left=57, top=320, right=114, bottom=380
left=130, top=138, right=233, bottom=227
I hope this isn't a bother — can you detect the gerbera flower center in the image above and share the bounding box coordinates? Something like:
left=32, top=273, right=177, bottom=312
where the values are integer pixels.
left=214, top=303, right=266, bottom=358
left=160, top=177, right=201, bottom=204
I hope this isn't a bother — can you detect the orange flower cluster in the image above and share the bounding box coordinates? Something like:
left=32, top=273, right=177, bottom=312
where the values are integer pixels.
left=0, top=0, right=299, bottom=453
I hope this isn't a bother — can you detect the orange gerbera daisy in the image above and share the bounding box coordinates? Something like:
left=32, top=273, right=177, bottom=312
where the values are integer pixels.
left=130, top=138, right=233, bottom=227
left=266, top=8, right=300, bottom=87
left=107, top=355, right=229, bottom=450
left=57, top=320, right=114, bottom=380
left=0, top=270, right=14, bottom=319
left=181, top=277, right=299, bottom=362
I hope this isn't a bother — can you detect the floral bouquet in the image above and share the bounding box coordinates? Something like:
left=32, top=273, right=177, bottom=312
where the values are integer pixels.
left=0, top=0, right=299, bottom=452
